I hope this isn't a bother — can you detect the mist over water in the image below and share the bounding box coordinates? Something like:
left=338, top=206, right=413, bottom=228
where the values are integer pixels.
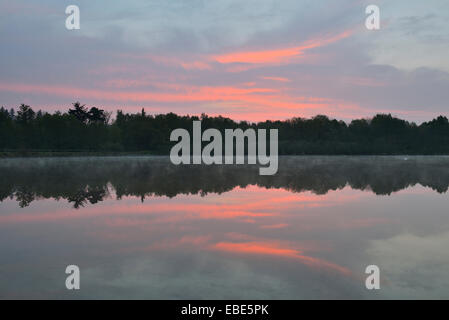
left=1, top=156, right=449, bottom=299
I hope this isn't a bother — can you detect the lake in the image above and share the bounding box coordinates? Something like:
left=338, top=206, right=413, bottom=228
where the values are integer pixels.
left=1, top=156, right=449, bottom=299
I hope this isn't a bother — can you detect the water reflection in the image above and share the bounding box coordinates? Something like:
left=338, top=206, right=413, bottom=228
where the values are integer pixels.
left=1, top=156, right=449, bottom=208
left=0, top=156, right=449, bottom=299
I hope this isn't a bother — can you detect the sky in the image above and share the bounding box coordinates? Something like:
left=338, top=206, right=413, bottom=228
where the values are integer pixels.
left=0, top=0, right=448, bottom=122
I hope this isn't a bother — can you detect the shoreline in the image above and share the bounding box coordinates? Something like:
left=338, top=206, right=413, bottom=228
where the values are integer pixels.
left=2, top=151, right=449, bottom=159
left=0, top=151, right=160, bottom=158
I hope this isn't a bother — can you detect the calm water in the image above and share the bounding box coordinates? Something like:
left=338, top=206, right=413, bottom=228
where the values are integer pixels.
left=1, top=156, right=449, bottom=299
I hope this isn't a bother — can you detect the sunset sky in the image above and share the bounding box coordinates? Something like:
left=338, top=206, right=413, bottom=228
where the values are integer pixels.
left=1, top=0, right=448, bottom=122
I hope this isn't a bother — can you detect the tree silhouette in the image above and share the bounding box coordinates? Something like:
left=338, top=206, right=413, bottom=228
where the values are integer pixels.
left=16, top=104, right=35, bottom=124
left=68, top=101, right=89, bottom=123
left=87, top=107, right=107, bottom=124
left=2, top=103, right=449, bottom=155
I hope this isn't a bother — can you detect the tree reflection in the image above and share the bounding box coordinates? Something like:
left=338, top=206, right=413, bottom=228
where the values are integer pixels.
left=67, top=185, right=109, bottom=209
left=1, top=156, right=448, bottom=208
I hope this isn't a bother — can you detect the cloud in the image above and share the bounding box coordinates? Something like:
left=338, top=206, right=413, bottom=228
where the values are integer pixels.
left=212, top=30, right=353, bottom=64
left=1, top=0, right=448, bottom=122
left=262, top=76, right=290, bottom=82
left=211, top=241, right=351, bottom=275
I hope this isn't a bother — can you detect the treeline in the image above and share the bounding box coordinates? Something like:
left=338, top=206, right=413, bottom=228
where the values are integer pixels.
left=1, top=102, right=449, bottom=154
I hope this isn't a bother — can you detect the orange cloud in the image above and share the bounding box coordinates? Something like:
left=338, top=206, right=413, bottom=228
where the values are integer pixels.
left=262, top=76, right=290, bottom=82
left=0, top=82, right=276, bottom=103
left=213, top=30, right=352, bottom=64
left=0, top=81, right=354, bottom=121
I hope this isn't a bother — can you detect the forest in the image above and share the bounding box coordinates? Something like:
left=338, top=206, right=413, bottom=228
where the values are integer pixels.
left=1, top=102, right=449, bottom=155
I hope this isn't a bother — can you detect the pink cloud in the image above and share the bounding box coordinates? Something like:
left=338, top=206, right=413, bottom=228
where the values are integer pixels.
left=262, top=76, right=290, bottom=82
left=212, top=30, right=353, bottom=65
left=0, top=81, right=363, bottom=121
